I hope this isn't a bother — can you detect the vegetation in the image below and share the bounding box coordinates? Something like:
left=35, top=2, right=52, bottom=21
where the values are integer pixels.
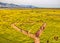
left=0, top=8, right=60, bottom=43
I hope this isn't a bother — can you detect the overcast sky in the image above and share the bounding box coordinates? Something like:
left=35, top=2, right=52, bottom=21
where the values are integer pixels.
left=0, top=0, right=60, bottom=8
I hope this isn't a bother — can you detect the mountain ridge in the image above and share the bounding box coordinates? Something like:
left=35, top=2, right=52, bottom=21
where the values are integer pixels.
left=0, top=2, right=37, bottom=8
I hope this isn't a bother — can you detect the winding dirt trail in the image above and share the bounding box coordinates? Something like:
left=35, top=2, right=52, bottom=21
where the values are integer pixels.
left=11, top=22, right=46, bottom=43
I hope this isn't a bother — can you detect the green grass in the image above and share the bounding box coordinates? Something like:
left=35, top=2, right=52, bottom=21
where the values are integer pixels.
left=0, top=9, right=60, bottom=43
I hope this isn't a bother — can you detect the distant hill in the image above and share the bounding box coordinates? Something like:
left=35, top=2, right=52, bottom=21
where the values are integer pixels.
left=0, top=2, right=37, bottom=8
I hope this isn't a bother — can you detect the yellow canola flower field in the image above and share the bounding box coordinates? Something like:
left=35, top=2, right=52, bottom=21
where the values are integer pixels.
left=0, top=8, right=60, bottom=43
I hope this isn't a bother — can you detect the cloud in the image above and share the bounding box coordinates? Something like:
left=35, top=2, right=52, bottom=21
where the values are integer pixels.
left=0, top=0, right=60, bottom=8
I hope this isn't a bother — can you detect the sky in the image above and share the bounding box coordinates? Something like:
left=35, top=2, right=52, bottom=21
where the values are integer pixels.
left=0, top=0, right=60, bottom=8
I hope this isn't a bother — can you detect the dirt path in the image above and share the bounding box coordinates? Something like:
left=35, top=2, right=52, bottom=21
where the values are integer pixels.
left=11, top=22, right=46, bottom=43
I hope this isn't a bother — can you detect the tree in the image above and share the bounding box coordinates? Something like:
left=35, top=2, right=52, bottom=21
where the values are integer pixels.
left=11, top=22, right=46, bottom=43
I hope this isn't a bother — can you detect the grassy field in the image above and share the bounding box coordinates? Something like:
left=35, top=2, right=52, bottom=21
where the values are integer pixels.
left=0, top=8, right=60, bottom=43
